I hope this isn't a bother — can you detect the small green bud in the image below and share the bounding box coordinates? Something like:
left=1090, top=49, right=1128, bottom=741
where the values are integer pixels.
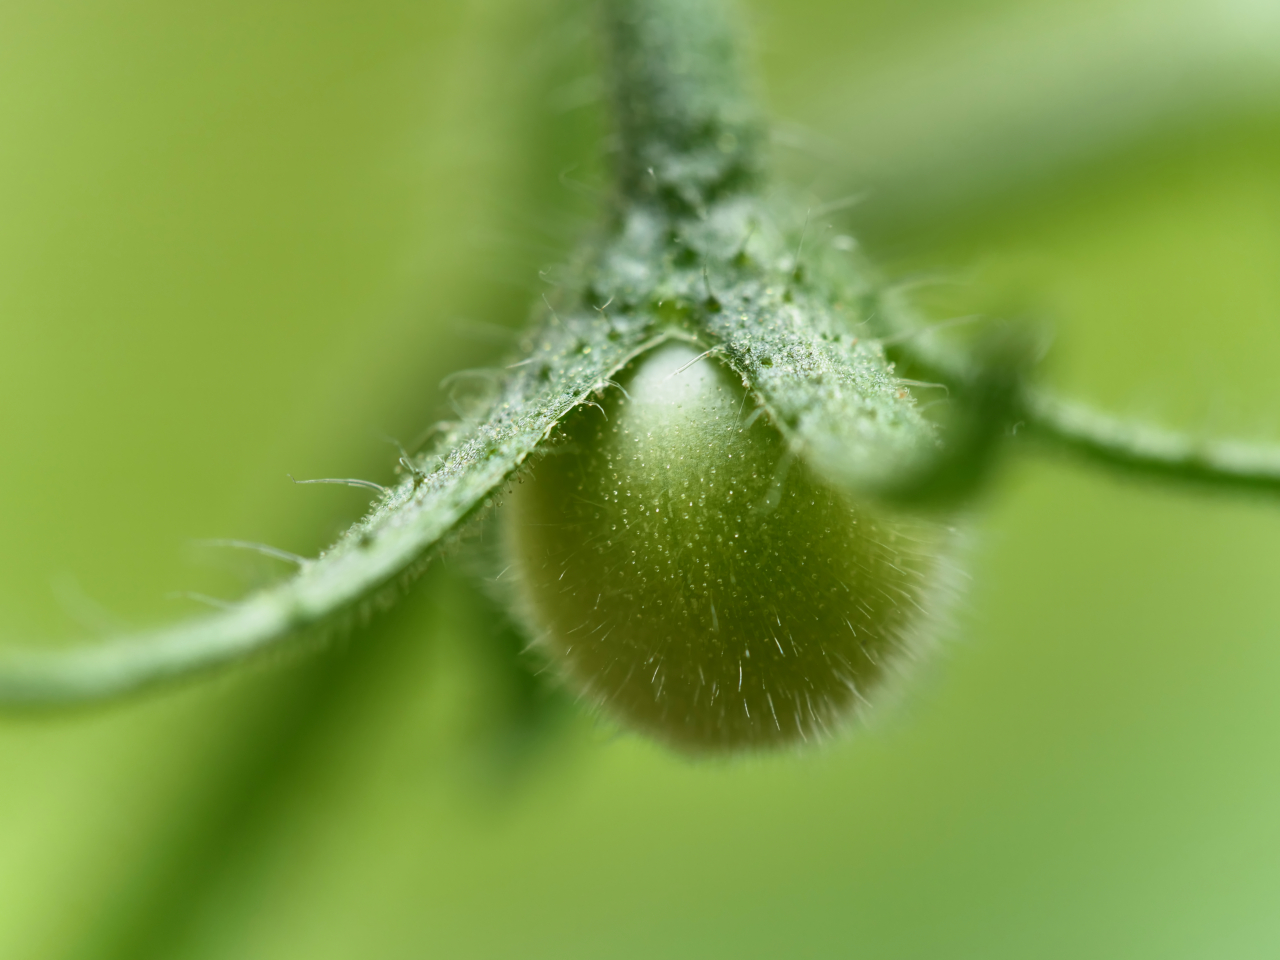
left=504, top=343, right=945, bottom=753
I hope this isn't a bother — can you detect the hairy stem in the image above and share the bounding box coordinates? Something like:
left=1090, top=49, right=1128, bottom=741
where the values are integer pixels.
left=882, top=318, right=1280, bottom=498
left=875, top=290, right=1280, bottom=500
left=1021, top=388, right=1280, bottom=495
left=600, top=0, right=761, bottom=212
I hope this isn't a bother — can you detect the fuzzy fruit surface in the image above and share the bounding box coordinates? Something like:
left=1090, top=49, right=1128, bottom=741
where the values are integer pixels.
left=504, top=343, right=942, bottom=752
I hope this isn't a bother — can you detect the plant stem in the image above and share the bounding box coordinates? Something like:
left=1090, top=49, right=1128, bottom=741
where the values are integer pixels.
left=600, top=0, right=762, bottom=213
left=878, top=297, right=1280, bottom=499
left=1021, top=388, right=1280, bottom=495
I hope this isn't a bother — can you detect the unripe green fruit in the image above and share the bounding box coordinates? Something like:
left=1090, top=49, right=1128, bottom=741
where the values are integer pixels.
left=503, top=343, right=944, bottom=753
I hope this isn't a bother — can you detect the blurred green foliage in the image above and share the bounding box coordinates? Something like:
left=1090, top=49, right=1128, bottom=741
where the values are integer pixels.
left=1, top=0, right=1278, bottom=956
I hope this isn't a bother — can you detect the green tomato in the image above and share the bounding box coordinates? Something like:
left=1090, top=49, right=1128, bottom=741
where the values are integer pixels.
left=503, top=342, right=945, bottom=753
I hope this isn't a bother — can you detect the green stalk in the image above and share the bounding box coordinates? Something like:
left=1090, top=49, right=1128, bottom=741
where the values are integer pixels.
left=1023, top=389, right=1280, bottom=495
left=877, top=296, right=1280, bottom=499
left=600, top=0, right=761, bottom=212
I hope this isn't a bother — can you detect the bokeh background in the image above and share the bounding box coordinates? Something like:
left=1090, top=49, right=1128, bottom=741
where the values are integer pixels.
left=2, top=0, right=1279, bottom=956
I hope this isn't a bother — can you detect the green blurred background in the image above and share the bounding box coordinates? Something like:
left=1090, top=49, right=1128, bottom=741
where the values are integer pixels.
left=1, top=0, right=1279, bottom=956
